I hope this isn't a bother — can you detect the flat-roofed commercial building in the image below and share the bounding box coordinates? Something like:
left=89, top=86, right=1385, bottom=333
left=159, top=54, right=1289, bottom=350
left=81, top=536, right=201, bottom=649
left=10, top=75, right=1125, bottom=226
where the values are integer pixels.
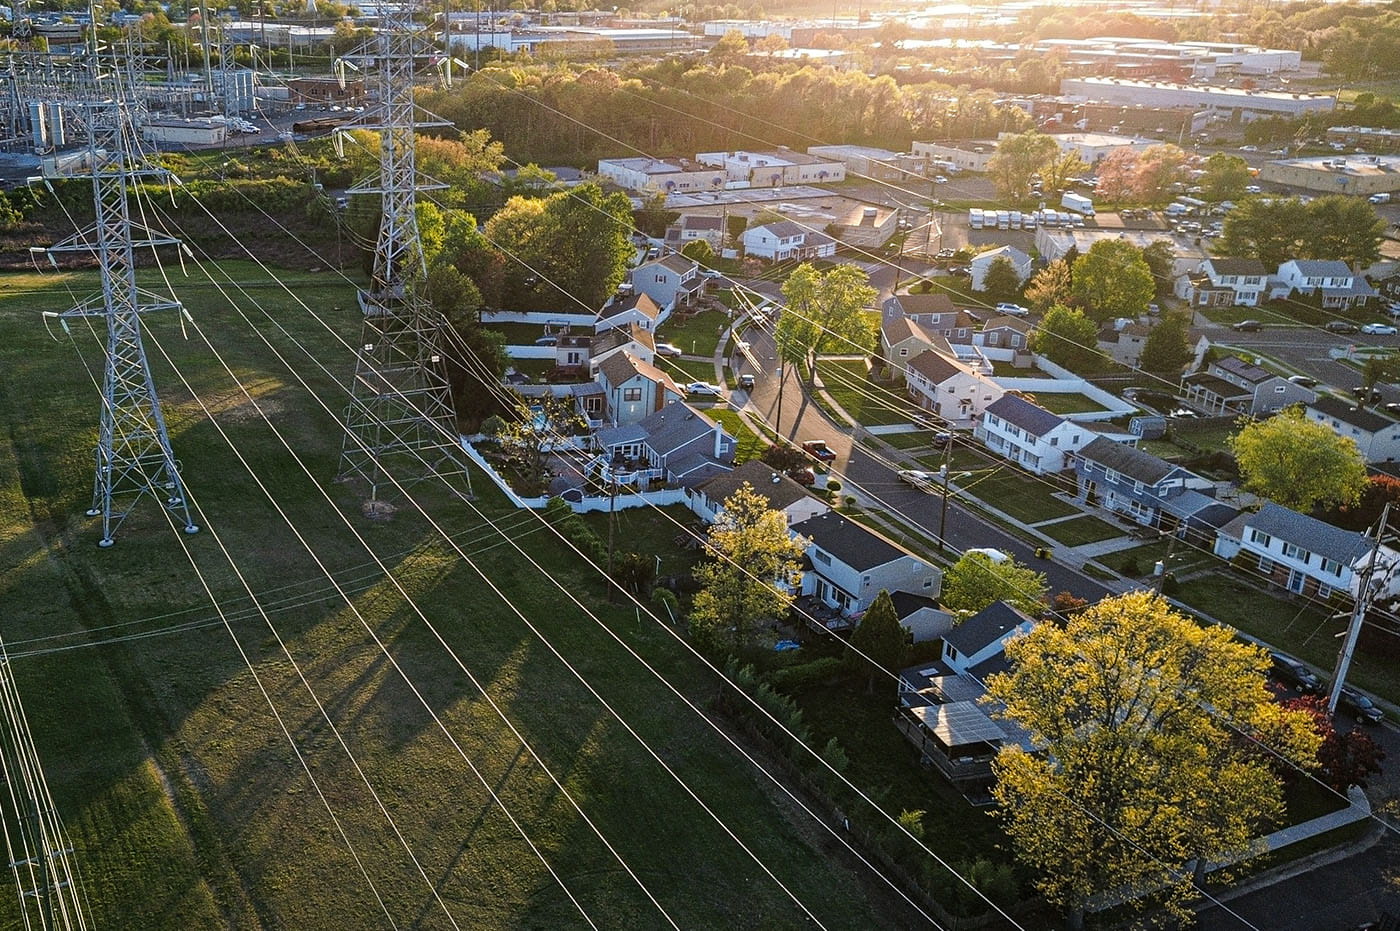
left=1259, top=154, right=1400, bottom=196
left=1060, top=77, right=1334, bottom=122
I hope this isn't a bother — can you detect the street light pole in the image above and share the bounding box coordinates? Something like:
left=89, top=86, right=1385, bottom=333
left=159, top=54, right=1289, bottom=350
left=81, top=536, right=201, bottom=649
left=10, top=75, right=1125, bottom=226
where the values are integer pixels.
left=936, top=433, right=954, bottom=552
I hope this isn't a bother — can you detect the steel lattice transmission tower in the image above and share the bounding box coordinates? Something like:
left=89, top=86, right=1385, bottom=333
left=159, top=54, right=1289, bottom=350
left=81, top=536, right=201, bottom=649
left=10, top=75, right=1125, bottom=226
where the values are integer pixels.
left=336, top=1, right=471, bottom=505
left=47, top=76, right=200, bottom=547
left=0, top=637, right=90, bottom=930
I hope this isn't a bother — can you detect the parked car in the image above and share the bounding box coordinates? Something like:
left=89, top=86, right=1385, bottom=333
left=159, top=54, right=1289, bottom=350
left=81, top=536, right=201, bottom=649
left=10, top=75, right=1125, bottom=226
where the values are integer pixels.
left=1362, top=323, right=1398, bottom=335
left=964, top=547, right=1009, bottom=564
left=802, top=439, right=837, bottom=461
left=1269, top=652, right=1321, bottom=693
left=1231, top=319, right=1262, bottom=332
left=1169, top=408, right=1202, bottom=419
left=684, top=381, right=723, bottom=397
left=1241, top=145, right=1259, bottom=152
left=898, top=470, right=937, bottom=491
left=1325, top=320, right=1359, bottom=334
left=1287, top=374, right=1318, bottom=388
left=1337, top=687, right=1385, bottom=725
left=654, top=342, right=684, bottom=357
left=1244, top=184, right=1262, bottom=194
left=787, top=466, right=816, bottom=486
left=737, top=373, right=755, bottom=391
left=934, top=175, right=949, bottom=184
left=700, top=269, right=725, bottom=279
left=930, top=431, right=953, bottom=448
left=1354, top=385, right=1383, bottom=403
left=995, top=302, right=1031, bottom=317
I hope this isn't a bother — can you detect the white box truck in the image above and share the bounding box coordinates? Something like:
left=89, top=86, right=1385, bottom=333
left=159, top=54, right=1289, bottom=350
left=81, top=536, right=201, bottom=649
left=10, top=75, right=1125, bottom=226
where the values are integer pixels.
left=1370, top=193, right=1392, bottom=205
left=969, top=208, right=984, bottom=229
left=1061, top=192, right=1095, bottom=216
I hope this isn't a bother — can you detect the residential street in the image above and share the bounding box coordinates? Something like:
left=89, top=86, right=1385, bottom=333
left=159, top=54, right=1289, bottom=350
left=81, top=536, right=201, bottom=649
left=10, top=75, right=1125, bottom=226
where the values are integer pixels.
left=731, top=314, right=1111, bottom=605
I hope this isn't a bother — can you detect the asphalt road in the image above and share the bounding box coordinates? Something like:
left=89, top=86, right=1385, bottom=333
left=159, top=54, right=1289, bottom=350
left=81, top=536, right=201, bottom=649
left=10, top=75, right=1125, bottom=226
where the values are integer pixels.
left=731, top=317, right=1110, bottom=605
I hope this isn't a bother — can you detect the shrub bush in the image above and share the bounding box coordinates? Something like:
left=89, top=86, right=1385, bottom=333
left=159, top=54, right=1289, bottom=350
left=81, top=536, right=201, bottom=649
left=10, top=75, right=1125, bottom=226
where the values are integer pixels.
left=1119, top=555, right=1141, bottom=577
left=764, top=656, right=843, bottom=693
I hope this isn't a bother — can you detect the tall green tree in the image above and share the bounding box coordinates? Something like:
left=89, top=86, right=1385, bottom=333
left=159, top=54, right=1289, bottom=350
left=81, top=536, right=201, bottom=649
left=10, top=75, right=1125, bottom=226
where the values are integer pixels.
left=1040, top=151, right=1089, bottom=195
left=1141, top=240, right=1175, bottom=296
left=1230, top=407, right=1368, bottom=512
left=1200, top=152, right=1251, bottom=202
left=941, top=551, right=1047, bottom=617
left=987, top=130, right=1061, bottom=201
left=848, top=590, right=908, bottom=694
left=1217, top=197, right=1311, bottom=270
left=1023, top=259, right=1072, bottom=312
left=979, top=255, right=1023, bottom=304
left=485, top=182, right=633, bottom=312
left=1032, top=304, right=1104, bottom=372
left=691, top=485, right=807, bottom=653
left=1070, top=239, right=1154, bottom=322
left=1138, top=312, right=1193, bottom=374
left=778, top=263, right=877, bottom=383
left=1300, top=194, right=1387, bottom=268
left=988, top=591, right=1320, bottom=928
left=1132, top=143, right=1188, bottom=203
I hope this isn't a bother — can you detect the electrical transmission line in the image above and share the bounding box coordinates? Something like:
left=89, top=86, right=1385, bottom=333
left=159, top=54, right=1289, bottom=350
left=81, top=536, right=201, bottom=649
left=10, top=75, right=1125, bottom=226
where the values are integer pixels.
left=334, top=1, right=471, bottom=507
left=0, top=635, right=89, bottom=931
left=43, top=63, right=199, bottom=547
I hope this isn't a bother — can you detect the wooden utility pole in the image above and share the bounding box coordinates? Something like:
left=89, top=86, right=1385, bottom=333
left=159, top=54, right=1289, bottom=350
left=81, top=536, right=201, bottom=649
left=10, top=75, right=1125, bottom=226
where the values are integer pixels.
left=1328, top=502, right=1390, bottom=715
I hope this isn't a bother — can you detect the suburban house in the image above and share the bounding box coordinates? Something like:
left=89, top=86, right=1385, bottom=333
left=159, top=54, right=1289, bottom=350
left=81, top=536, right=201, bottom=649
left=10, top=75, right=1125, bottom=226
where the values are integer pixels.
left=940, top=602, right=1036, bottom=675
left=686, top=460, right=830, bottom=526
left=828, top=204, right=899, bottom=249
left=589, top=324, right=655, bottom=375
left=904, top=348, right=1005, bottom=427
left=883, top=293, right=978, bottom=344
left=969, top=245, right=1033, bottom=292
left=595, top=351, right=685, bottom=426
left=976, top=394, right=1103, bottom=474
left=628, top=255, right=704, bottom=313
left=889, top=592, right=955, bottom=644
left=551, top=328, right=593, bottom=374
left=1174, top=257, right=1269, bottom=307
left=974, top=315, right=1032, bottom=352
left=1214, top=502, right=1399, bottom=601
left=894, top=601, right=1037, bottom=796
left=592, top=401, right=736, bottom=490
left=1271, top=259, right=1378, bottom=309
left=741, top=220, right=837, bottom=261
left=1181, top=356, right=1315, bottom=416
left=880, top=314, right=943, bottom=368
left=596, top=292, right=663, bottom=333
left=1306, top=395, right=1400, bottom=463
left=664, top=214, right=725, bottom=252
left=1073, top=437, right=1238, bottom=536
left=1097, top=320, right=1152, bottom=368
left=790, top=511, right=943, bottom=627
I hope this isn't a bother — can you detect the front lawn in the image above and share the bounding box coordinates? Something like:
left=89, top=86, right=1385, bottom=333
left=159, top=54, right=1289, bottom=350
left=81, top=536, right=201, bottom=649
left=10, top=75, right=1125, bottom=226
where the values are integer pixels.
left=657, top=308, right=730, bottom=358
left=706, top=407, right=771, bottom=463
left=1027, top=393, right=1110, bottom=415
left=1039, top=516, right=1123, bottom=547
left=958, top=467, right=1080, bottom=524
left=1170, top=419, right=1239, bottom=455
left=880, top=430, right=937, bottom=450
left=658, top=357, right=717, bottom=384
left=817, top=360, right=919, bottom=427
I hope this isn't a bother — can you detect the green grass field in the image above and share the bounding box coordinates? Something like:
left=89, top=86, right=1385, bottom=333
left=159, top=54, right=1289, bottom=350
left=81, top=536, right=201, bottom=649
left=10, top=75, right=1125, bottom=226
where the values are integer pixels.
left=1038, top=515, right=1123, bottom=547
left=0, top=265, right=941, bottom=930
left=816, top=360, right=918, bottom=427
left=655, top=308, right=730, bottom=358
left=1030, top=393, right=1109, bottom=416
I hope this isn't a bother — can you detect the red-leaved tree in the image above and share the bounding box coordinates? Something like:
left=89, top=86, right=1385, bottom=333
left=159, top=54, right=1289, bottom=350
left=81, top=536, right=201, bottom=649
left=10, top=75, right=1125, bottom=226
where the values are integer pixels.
left=1283, top=695, right=1386, bottom=791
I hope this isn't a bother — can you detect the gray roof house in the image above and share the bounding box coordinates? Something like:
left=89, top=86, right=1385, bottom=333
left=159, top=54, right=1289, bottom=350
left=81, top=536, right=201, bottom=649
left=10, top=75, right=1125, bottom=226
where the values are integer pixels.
left=1272, top=259, right=1378, bottom=309
left=1182, top=355, right=1315, bottom=416
left=976, top=394, right=1105, bottom=474
left=1306, top=395, right=1400, bottom=463
left=1073, top=437, right=1237, bottom=536
left=685, top=459, right=830, bottom=526
left=594, top=401, right=735, bottom=490
left=1214, top=502, right=1400, bottom=602
left=941, top=602, right=1036, bottom=675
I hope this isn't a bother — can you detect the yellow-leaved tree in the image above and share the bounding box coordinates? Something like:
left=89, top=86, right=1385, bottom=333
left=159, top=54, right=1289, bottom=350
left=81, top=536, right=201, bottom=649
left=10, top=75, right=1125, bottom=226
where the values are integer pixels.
left=986, top=591, right=1320, bottom=928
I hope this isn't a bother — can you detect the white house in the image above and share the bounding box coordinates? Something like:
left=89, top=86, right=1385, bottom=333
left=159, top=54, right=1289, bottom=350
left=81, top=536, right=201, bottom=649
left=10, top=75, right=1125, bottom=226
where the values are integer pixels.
left=741, top=220, right=837, bottom=261
left=595, top=351, right=685, bottom=426
left=1272, top=259, right=1378, bottom=309
left=629, top=255, right=704, bottom=314
left=1175, top=257, right=1269, bottom=307
left=904, top=348, right=1004, bottom=427
left=1214, top=502, right=1400, bottom=601
left=686, top=460, right=830, bottom=525
left=1306, top=396, right=1400, bottom=463
left=970, top=245, right=1033, bottom=292
left=976, top=394, right=1100, bottom=474
left=790, top=511, right=942, bottom=617
left=664, top=214, right=725, bottom=252
left=940, top=601, right=1036, bottom=675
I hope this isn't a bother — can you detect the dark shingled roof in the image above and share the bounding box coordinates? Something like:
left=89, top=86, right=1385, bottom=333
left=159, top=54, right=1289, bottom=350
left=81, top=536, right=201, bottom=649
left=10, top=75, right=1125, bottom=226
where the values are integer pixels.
left=792, top=511, right=910, bottom=572
left=698, top=460, right=815, bottom=512
left=1214, top=355, right=1275, bottom=385
left=889, top=591, right=940, bottom=620
left=943, top=601, right=1034, bottom=659
left=1310, top=394, right=1398, bottom=434
left=889, top=292, right=957, bottom=316
left=1208, top=257, right=1267, bottom=278
left=906, top=349, right=963, bottom=384
left=984, top=394, right=1064, bottom=438
left=599, top=292, right=661, bottom=321
left=1077, top=436, right=1180, bottom=485
left=1247, top=502, right=1371, bottom=564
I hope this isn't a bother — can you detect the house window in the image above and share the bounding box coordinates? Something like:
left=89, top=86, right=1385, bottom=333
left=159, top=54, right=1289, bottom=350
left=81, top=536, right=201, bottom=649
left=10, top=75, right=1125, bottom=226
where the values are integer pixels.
left=861, top=574, right=871, bottom=587
left=1248, top=529, right=1272, bottom=547
left=899, top=348, right=908, bottom=357
left=1275, top=385, right=1285, bottom=393
left=1258, top=555, right=1274, bottom=574
left=1281, top=542, right=1308, bottom=562
left=1320, top=557, right=1342, bottom=576
left=623, top=387, right=642, bottom=402
left=923, top=577, right=934, bottom=588
left=814, top=550, right=831, bottom=566
left=566, top=351, right=582, bottom=365
left=1050, top=437, right=1058, bottom=447
left=585, top=397, right=602, bottom=413
left=1318, top=582, right=1334, bottom=599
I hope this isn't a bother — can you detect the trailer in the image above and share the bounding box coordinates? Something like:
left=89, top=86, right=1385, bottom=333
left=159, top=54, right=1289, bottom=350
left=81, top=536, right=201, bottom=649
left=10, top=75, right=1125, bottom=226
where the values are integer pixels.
left=969, top=208, right=984, bottom=229
left=1060, top=192, right=1095, bottom=216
